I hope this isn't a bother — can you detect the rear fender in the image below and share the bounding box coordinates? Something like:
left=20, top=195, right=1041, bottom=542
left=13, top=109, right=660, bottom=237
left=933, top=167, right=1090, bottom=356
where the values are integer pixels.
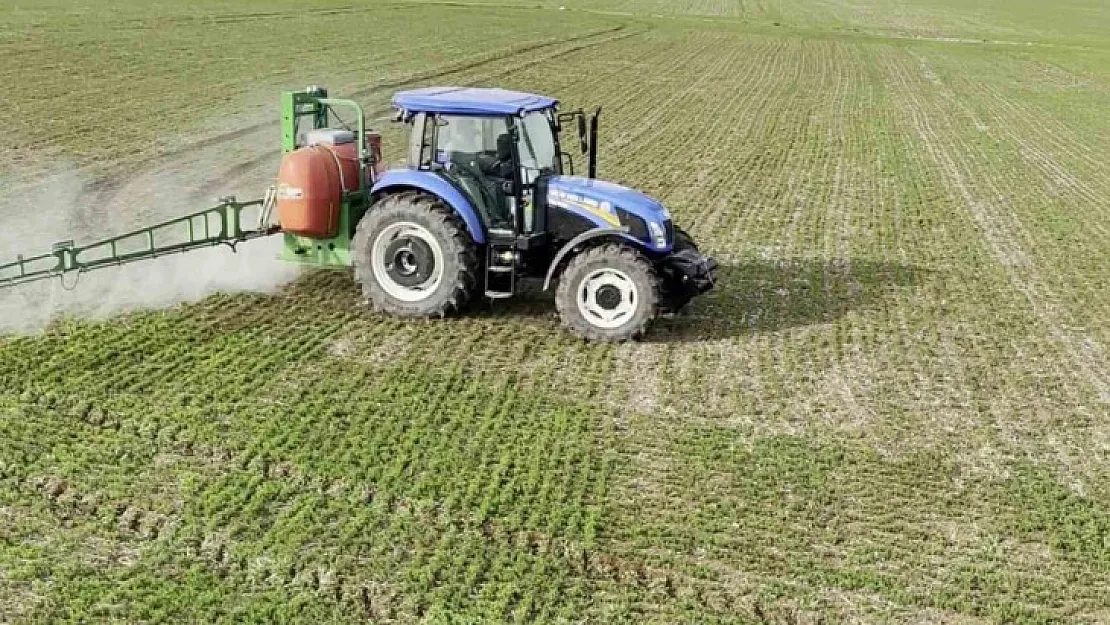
left=370, top=170, right=486, bottom=244
left=542, top=226, right=637, bottom=291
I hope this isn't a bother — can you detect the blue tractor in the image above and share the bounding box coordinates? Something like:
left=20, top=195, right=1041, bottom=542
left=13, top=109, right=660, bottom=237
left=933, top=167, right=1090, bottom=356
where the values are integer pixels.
left=358, top=86, right=717, bottom=341
left=0, top=86, right=717, bottom=342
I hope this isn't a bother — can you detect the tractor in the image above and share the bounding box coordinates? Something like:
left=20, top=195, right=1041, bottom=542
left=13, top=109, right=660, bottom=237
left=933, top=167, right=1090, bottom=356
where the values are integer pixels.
left=0, top=86, right=717, bottom=341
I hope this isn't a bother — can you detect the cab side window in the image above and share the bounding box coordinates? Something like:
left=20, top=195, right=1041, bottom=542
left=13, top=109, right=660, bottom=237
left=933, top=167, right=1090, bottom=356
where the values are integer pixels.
left=407, top=113, right=432, bottom=168
left=435, top=115, right=509, bottom=168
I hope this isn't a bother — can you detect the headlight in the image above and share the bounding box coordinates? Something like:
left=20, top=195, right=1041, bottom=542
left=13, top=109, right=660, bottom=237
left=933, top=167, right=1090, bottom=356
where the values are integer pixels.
left=648, top=221, right=667, bottom=249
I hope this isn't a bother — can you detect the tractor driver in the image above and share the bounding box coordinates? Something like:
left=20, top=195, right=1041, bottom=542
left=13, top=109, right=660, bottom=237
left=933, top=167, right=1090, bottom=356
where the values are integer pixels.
left=478, top=134, right=514, bottom=181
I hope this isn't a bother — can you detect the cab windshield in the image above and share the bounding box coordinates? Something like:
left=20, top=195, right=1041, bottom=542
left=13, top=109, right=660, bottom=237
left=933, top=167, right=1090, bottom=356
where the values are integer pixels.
left=516, top=111, right=559, bottom=183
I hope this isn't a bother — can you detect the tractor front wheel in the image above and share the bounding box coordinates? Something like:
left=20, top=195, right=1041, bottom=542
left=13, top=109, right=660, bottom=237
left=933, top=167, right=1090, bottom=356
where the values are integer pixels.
left=353, top=192, right=478, bottom=318
left=555, top=243, right=660, bottom=342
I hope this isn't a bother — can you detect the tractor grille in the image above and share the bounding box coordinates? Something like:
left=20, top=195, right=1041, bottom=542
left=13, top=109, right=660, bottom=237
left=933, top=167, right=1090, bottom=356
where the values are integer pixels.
left=664, top=219, right=675, bottom=244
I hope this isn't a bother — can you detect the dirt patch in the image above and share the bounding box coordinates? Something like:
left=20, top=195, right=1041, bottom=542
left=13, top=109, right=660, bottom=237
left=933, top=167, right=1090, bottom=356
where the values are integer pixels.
left=327, top=326, right=413, bottom=367
left=610, top=342, right=666, bottom=415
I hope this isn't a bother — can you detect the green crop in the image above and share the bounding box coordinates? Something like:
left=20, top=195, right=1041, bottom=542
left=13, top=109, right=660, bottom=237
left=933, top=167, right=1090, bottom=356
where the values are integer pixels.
left=3, top=0, right=1110, bottom=622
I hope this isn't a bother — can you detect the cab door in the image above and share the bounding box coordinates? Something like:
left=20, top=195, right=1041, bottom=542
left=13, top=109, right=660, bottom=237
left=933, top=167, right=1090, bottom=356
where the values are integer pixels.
left=431, top=114, right=515, bottom=232
left=512, top=110, right=562, bottom=236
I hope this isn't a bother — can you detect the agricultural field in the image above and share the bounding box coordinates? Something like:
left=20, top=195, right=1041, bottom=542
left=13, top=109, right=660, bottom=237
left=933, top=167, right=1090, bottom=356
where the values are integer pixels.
left=2, top=0, right=1110, bottom=623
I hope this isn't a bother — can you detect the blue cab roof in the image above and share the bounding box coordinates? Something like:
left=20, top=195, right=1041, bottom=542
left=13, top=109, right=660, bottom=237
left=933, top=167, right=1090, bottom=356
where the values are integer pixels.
left=392, top=87, right=558, bottom=116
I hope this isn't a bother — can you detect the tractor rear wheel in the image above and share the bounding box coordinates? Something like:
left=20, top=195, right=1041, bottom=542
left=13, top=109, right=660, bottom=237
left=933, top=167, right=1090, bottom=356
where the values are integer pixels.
left=353, top=192, right=478, bottom=318
left=555, top=243, right=660, bottom=342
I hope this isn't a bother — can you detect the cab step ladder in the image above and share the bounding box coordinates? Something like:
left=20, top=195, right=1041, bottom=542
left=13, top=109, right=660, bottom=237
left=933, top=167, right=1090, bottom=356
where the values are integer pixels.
left=484, top=234, right=517, bottom=299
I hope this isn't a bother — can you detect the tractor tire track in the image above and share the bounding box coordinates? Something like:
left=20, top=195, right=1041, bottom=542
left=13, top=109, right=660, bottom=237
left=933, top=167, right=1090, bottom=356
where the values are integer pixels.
left=81, top=24, right=641, bottom=215
left=185, top=25, right=630, bottom=159
left=0, top=24, right=636, bottom=207
left=192, top=24, right=646, bottom=199
left=121, top=1, right=573, bottom=29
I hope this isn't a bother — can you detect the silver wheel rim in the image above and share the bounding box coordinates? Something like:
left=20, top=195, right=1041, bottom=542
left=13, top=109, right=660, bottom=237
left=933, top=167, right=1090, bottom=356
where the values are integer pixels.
left=371, top=221, right=444, bottom=302
left=577, top=267, right=639, bottom=329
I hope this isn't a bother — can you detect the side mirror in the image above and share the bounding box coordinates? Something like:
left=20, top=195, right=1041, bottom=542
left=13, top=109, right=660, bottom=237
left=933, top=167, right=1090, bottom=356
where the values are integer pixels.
left=577, top=115, right=588, bottom=154
left=588, top=107, right=600, bottom=179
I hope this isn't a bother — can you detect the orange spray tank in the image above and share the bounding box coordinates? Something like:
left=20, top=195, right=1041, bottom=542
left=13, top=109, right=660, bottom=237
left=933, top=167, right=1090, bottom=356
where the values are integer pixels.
left=276, top=129, right=361, bottom=239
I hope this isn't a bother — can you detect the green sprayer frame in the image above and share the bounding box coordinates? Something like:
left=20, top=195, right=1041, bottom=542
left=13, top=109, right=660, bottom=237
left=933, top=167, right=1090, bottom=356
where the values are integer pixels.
left=278, top=88, right=372, bottom=268
left=0, top=87, right=375, bottom=291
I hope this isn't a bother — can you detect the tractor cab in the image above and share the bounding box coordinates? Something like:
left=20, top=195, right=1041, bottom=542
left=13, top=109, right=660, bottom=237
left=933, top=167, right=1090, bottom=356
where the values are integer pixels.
left=390, top=87, right=594, bottom=240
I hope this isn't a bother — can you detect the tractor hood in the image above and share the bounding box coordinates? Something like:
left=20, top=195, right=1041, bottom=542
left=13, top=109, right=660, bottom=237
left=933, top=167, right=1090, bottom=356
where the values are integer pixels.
left=545, top=176, right=673, bottom=251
